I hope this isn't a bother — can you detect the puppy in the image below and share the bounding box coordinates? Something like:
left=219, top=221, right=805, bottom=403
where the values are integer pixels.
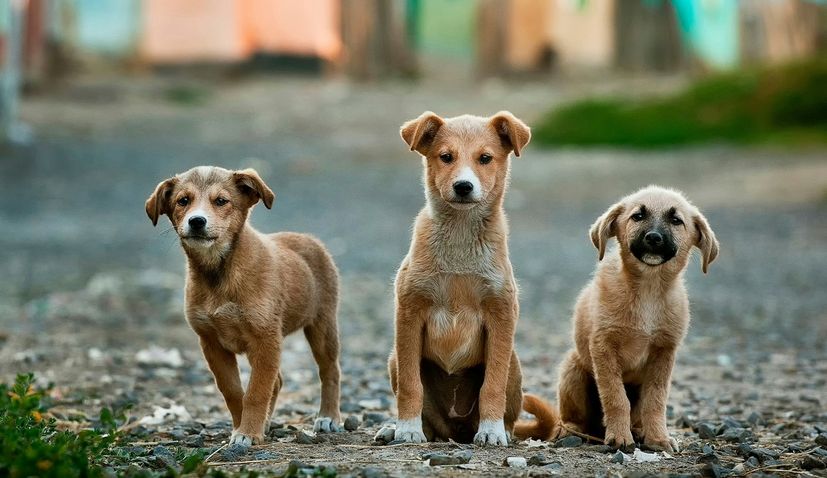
left=145, top=166, right=342, bottom=446
left=385, top=111, right=556, bottom=446
left=554, top=185, right=719, bottom=451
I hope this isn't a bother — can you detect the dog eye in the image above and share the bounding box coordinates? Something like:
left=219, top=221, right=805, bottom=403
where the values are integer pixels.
left=670, top=216, right=684, bottom=226
left=439, top=153, right=453, bottom=163
left=631, top=211, right=646, bottom=222
left=479, top=153, right=492, bottom=165
left=176, top=197, right=189, bottom=207
left=215, top=197, right=228, bottom=206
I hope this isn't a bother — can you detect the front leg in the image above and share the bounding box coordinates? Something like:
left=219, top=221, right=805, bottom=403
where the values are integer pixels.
left=392, top=296, right=427, bottom=443
left=199, top=337, right=244, bottom=429
left=232, top=335, right=281, bottom=447
left=639, top=346, right=678, bottom=452
left=475, top=297, right=517, bottom=446
left=590, top=337, right=634, bottom=450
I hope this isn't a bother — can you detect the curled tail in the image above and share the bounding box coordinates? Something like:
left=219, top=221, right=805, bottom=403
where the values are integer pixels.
left=513, top=393, right=559, bottom=440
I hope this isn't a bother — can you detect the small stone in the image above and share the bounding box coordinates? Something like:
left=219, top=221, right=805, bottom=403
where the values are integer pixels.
left=816, top=434, right=827, bottom=447
left=696, top=453, right=719, bottom=464
left=341, top=402, right=362, bottom=413
left=799, top=456, right=826, bottom=470
left=745, top=456, right=760, bottom=467
left=253, top=451, right=279, bottom=461
left=294, top=430, right=318, bottom=444
left=220, top=443, right=249, bottom=462
left=344, top=415, right=361, bottom=431
left=554, top=435, right=583, bottom=448
left=732, top=463, right=747, bottom=475
left=698, top=422, right=720, bottom=439
left=736, top=443, right=752, bottom=457
left=183, top=434, right=204, bottom=448
left=720, top=427, right=752, bottom=443
left=427, top=450, right=472, bottom=466
left=749, top=447, right=780, bottom=463
left=360, top=466, right=384, bottom=478
left=746, top=412, right=765, bottom=427
left=372, top=426, right=395, bottom=445
left=584, top=444, right=614, bottom=454
left=611, top=450, right=631, bottom=464
left=675, top=414, right=695, bottom=429
left=151, top=445, right=176, bottom=468
left=700, top=463, right=730, bottom=478
left=504, top=457, right=527, bottom=468
left=814, top=447, right=827, bottom=458
left=527, top=453, right=552, bottom=466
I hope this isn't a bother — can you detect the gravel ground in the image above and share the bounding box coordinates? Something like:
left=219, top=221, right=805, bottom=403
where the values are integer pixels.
left=1, top=74, right=826, bottom=477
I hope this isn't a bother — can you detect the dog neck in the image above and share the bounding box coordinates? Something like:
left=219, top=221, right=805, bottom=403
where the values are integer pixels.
left=183, top=225, right=258, bottom=290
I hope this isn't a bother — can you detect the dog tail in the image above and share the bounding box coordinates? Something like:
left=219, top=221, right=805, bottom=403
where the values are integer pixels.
left=513, top=393, right=559, bottom=440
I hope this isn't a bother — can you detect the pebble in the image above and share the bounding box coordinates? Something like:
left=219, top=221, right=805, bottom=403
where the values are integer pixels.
left=527, top=453, right=554, bottom=466
left=700, top=463, right=731, bottom=478
left=697, top=422, right=720, bottom=439
left=816, top=434, right=827, bottom=446
left=554, top=435, right=583, bottom=448
left=360, top=466, right=384, bottom=478
left=294, top=430, right=318, bottom=444
left=611, top=450, right=631, bottom=464
left=799, top=455, right=826, bottom=470
left=362, top=412, right=388, bottom=427
left=504, top=457, right=527, bottom=468
left=219, top=443, right=249, bottom=462
left=344, top=415, right=361, bottom=431
left=372, top=426, right=396, bottom=445
left=696, top=452, right=719, bottom=464
left=151, top=445, right=176, bottom=468
left=425, top=450, right=473, bottom=466
left=183, top=434, right=204, bottom=448
left=253, top=451, right=279, bottom=461
left=720, top=427, right=752, bottom=443
left=747, top=411, right=765, bottom=427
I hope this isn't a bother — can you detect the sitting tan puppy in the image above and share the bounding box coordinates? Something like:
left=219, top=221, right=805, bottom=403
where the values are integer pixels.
left=145, top=166, right=342, bottom=446
left=385, top=111, right=556, bottom=446
left=554, top=186, right=719, bottom=451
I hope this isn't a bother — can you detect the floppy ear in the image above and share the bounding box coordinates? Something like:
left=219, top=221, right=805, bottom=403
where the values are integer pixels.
left=589, top=202, right=624, bottom=261
left=233, top=168, right=275, bottom=209
left=489, top=111, right=531, bottom=157
left=693, top=212, right=719, bottom=274
left=400, top=111, right=444, bottom=155
left=145, top=178, right=177, bottom=226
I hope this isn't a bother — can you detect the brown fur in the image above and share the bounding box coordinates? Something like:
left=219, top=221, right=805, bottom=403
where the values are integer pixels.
left=553, top=186, right=719, bottom=452
left=145, top=166, right=342, bottom=445
left=388, top=111, right=546, bottom=445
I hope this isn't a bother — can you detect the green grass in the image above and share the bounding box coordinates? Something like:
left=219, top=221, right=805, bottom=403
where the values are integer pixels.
left=534, top=58, right=827, bottom=148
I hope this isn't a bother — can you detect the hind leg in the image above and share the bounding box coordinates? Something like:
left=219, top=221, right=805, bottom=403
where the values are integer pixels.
left=556, top=350, right=592, bottom=439
left=304, top=309, right=342, bottom=432
left=504, top=351, right=523, bottom=435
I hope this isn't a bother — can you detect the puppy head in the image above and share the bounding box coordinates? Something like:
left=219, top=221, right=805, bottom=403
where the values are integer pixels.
left=590, top=186, right=719, bottom=273
left=146, top=166, right=274, bottom=257
left=400, top=111, right=530, bottom=210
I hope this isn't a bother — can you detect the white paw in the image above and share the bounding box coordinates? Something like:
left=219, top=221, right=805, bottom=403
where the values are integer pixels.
left=474, top=419, right=508, bottom=446
left=394, top=417, right=427, bottom=443
left=229, top=431, right=254, bottom=447
left=313, top=416, right=341, bottom=433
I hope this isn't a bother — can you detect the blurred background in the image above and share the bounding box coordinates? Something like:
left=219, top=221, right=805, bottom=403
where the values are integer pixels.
left=0, top=0, right=826, bottom=461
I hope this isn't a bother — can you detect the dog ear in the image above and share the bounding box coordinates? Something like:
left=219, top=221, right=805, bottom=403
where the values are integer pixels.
left=489, top=111, right=531, bottom=157
left=693, top=212, right=719, bottom=274
left=145, top=178, right=177, bottom=226
left=234, top=169, right=275, bottom=209
left=589, top=202, right=624, bottom=261
left=400, top=111, right=444, bottom=155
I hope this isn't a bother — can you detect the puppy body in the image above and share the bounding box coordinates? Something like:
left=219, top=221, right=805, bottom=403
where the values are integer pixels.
left=146, top=166, right=341, bottom=446
left=556, top=186, right=719, bottom=451
left=388, top=111, right=554, bottom=446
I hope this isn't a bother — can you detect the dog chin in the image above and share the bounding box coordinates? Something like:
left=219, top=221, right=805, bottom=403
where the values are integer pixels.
left=640, top=253, right=667, bottom=266
left=446, top=200, right=479, bottom=210
left=182, top=236, right=217, bottom=248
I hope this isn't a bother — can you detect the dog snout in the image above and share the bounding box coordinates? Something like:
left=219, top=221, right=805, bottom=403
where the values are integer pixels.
left=644, top=231, right=663, bottom=247
left=453, top=180, right=474, bottom=197
left=188, top=215, right=207, bottom=230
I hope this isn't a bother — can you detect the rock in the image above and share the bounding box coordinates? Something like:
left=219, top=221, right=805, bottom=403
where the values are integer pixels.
left=294, top=430, right=318, bottom=444
left=362, top=412, right=388, bottom=427
left=584, top=444, right=614, bottom=454
left=720, top=427, right=752, bottom=443
left=344, top=415, right=361, bottom=431
left=746, top=411, right=765, bottom=427
left=554, top=435, right=583, bottom=448
left=816, top=434, right=827, bottom=447
left=736, top=443, right=752, bottom=457
left=611, top=450, right=631, bottom=464
left=220, top=443, right=249, bottom=462
left=360, top=466, right=385, bottom=478
left=504, top=457, right=527, bottom=468
left=697, top=422, right=720, bottom=439
left=341, top=402, right=363, bottom=414
left=632, top=449, right=661, bottom=463
left=183, top=434, right=204, bottom=448
left=138, top=404, right=192, bottom=426
left=814, top=447, right=827, bottom=458
left=696, top=453, right=719, bottom=464
left=799, top=456, right=826, bottom=470
left=700, top=463, right=730, bottom=478
left=731, top=463, right=747, bottom=475
left=151, top=445, right=176, bottom=468
left=745, top=456, right=760, bottom=468
left=749, top=447, right=780, bottom=463
left=253, top=451, right=279, bottom=461
left=675, top=414, right=695, bottom=429
left=527, top=453, right=554, bottom=466
left=426, top=450, right=473, bottom=466
left=135, top=346, right=184, bottom=368
left=372, top=426, right=395, bottom=445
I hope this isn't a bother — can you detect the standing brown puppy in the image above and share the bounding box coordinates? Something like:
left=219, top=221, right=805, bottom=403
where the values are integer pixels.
left=145, top=166, right=342, bottom=446
left=384, top=111, right=556, bottom=446
left=554, top=186, right=719, bottom=452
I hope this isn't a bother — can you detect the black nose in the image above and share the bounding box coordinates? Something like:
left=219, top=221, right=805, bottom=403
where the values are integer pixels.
left=188, top=215, right=207, bottom=230
left=453, top=181, right=474, bottom=197
left=644, top=231, right=663, bottom=246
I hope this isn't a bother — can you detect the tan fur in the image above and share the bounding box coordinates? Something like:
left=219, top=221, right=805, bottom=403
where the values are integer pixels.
left=146, top=166, right=341, bottom=445
left=555, top=186, right=719, bottom=452
left=389, top=111, right=545, bottom=445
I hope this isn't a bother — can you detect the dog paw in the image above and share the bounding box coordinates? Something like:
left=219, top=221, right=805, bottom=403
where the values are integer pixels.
left=473, top=419, right=509, bottom=446
left=605, top=427, right=635, bottom=452
left=229, top=430, right=261, bottom=447
left=394, top=417, right=426, bottom=444
left=644, top=435, right=679, bottom=453
left=313, top=416, right=341, bottom=433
